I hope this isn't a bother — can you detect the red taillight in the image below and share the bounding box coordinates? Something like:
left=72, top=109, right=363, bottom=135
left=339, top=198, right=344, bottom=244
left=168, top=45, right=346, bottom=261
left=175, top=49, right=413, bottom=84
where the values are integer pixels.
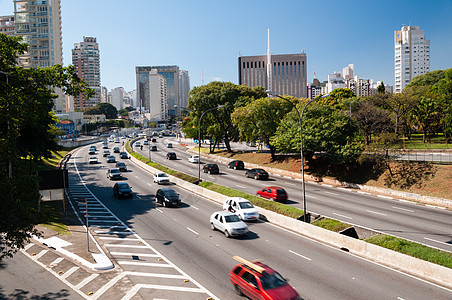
left=257, top=173, right=261, bottom=175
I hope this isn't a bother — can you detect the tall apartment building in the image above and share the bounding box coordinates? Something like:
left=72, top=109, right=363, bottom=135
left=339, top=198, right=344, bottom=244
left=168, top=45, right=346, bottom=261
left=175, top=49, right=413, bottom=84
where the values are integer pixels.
left=72, top=36, right=101, bottom=111
left=136, top=65, right=180, bottom=117
left=148, top=70, right=167, bottom=121
left=327, top=72, right=345, bottom=93
left=0, top=15, right=15, bottom=36
left=239, top=52, right=307, bottom=98
left=394, top=25, right=430, bottom=93
left=348, top=75, right=375, bottom=97
left=14, top=0, right=64, bottom=112
left=110, top=87, right=125, bottom=111
left=179, top=70, right=190, bottom=109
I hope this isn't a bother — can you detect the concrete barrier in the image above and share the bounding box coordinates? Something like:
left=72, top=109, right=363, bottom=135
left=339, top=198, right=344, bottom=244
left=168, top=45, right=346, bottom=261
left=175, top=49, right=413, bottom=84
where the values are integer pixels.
left=126, top=147, right=452, bottom=289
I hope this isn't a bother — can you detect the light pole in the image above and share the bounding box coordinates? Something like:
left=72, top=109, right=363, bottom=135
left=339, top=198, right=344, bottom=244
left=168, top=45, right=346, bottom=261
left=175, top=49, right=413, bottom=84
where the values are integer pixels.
left=197, top=105, right=223, bottom=184
left=266, top=90, right=329, bottom=222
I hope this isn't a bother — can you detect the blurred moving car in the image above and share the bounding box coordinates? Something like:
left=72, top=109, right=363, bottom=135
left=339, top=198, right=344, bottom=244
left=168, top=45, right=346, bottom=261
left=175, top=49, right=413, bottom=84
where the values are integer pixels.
left=229, top=256, right=300, bottom=300
left=89, top=156, right=98, bottom=164
left=106, top=168, right=121, bottom=180
left=119, top=152, right=129, bottom=159
left=115, top=161, right=127, bottom=172
left=151, top=138, right=157, bottom=142
left=106, top=155, right=116, bottom=163
left=256, top=187, right=288, bottom=202
left=202, top=163, right=219, bottom=174
left=150, top=145, right=157, bottom=151
left=153, top=172, right=170, bottom=185
left=228, top=160, right=245, bottom=170
left=113, top=182, right=132, bottom=198
left=135, top=141, right=141, bottom=147
left=166, top=143, right=173, bottom=148
left=223, top=197, right=259, bottom=221
left=155, top=188, right=181, bottom=207
left=210, top=211, right=249, bottom=238
left=245, top=168, right=269, bottom=180
left=166, top=152, right=177, bottom=160
left=113, top=146, right=120, bottom=153
left=143, top=140, right=149, bottom=145
left=188, top=155, right=199, bottom=163
left=103, top=150, right=111, bottom=157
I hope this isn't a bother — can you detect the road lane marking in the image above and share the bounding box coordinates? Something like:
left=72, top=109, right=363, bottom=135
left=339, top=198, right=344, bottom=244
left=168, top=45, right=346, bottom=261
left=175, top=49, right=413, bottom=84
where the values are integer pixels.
left=191, top=206, right=199, bottom=210
left=308, top=195, right=317, bottom=199
left=186, top=227, right=199, bottom=235
left=123, top=284, right=205, bottom=299
left=98, top=237, right=139, bottom=241
left=117, top=261, right=172, bottom=267
left=322, top=184, right=333, bottom=187
left=366, top=210, right=387, bottom=216
left=289, top=250, right=311, bottom=261
left=357, top=191, right=371, bottom=195
left=426, top=204, right=447, bottom=210
left=61, top=266, right=79, bottom=279
left=424, top=237, right=451, bottom=246
left=147, top=183, right=153, bottom=186
left=156, top=208, right=163, bottom=214
left=285, top=182, right=296, bottom=186
left=236, top=184, right=246, bottom=188
left=377, top=195, right=393, bottom=199
left=104, top=244, right=148, bottom=248
left=75, top=273, right=99, bottom=289
left=325, top=191, right=339, bottom=196
left=124, top=271, right=186, bottom=279
left=110, top=252, right=160, bottom=257
left=49, top=257, right=64, bottom=266
left=392, top=206, right=414, bottom=213
left=332, top=213, right=353, bottom=219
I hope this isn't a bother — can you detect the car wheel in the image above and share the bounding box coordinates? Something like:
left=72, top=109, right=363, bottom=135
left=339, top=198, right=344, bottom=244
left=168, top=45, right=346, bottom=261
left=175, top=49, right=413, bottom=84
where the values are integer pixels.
left=234, top=166, right=237, bottom=170
left=254, top=175, right=258, bottom=180
left=210, top=223, right=215, bottom=230
left=225, top=230, right=231, bottom=238
left=234, top=284, right=243, bottom=296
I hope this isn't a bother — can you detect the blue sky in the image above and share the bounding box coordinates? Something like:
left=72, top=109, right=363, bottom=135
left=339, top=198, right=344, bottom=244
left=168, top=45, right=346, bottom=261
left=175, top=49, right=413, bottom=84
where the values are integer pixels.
left=1, top=0, right=452, bottom=92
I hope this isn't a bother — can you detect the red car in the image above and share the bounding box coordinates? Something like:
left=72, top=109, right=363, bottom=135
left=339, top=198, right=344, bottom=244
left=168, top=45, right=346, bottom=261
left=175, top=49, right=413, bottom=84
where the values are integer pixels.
left=230, top=256, right=300, bottom=300
left=256, top=186, right=288, bottom=202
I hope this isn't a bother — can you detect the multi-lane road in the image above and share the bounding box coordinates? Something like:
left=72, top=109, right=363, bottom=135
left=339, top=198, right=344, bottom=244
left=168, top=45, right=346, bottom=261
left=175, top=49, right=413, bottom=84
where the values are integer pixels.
left=66, top=138, right=452, bottom=299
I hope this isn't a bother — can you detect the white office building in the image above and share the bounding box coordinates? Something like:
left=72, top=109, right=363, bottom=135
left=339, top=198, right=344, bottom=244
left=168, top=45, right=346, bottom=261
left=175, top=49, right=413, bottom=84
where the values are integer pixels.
left=149, top=70, right=167, bottom=121
left=394, top=26, right=430, bottom=93
left=111, top=87, right=126, bottom=111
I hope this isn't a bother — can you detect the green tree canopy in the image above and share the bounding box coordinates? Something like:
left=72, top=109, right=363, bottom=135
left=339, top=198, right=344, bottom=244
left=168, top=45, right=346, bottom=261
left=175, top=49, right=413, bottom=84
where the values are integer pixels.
left=406, top=70, right=446, bottom=88
left=318, top=88, right=355, bottom=107
left=84, top=103, right=118, bottom=119
left=118, top=106, right=134, bottom=117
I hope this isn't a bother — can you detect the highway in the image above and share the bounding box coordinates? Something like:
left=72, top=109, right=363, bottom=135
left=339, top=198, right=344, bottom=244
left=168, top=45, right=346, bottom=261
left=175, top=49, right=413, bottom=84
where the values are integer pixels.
left=67, top=140, right=452, bottom=299
left=133, top=137, right=452, bottom=253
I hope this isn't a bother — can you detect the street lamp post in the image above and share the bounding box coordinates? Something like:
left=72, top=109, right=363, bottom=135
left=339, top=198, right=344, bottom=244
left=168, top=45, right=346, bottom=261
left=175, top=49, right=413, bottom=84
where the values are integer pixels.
left=266, top=90, right=329, bottom=222
left=197, top=105, right=223, bottom=184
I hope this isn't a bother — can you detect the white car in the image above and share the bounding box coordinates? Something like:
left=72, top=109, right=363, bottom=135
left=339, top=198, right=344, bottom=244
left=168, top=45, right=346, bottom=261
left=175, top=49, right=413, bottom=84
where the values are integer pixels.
left=188, top=155, right=200, bottom=163
left=135, top=141, right=141, bottom=147
left=210, top=211, right=249, bottom=238
left=222, top=197, right=259, bottom=221
left=153, top=172, right=170, bottom=185
left=89, top=156, right=98, bottom=164
left=143, top=140, right=149, bottom=145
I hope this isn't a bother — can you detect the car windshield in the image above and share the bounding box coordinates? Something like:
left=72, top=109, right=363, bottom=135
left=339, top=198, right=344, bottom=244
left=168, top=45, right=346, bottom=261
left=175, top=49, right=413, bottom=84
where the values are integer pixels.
left=224, top=215, right=241, bottom=223
left=157, top=173, right=167, bottom=177
left=111, top=169, right=120, bottom=174
left=260, top=271, right=287, bottom=290
left=117, top=183, right=129, bottom=189
left=255, top=169, right=266, bottom=173
left=164, top=190, right=178, bottom=198
left=276, top=190, right=286, bottom=195
left=117, top=163, right=125, bottom=167
left=239, top=202, right=254, bottom=209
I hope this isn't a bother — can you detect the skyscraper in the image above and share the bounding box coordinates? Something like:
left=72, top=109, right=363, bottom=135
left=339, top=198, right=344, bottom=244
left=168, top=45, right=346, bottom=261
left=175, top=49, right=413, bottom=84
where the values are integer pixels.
left=179, top=70, right=190, bottom=109
left=72, top=36, right=101, bottom=110
left=0, top=15, right=15, bottom=36
left=394, top=26, right=430, bottom=93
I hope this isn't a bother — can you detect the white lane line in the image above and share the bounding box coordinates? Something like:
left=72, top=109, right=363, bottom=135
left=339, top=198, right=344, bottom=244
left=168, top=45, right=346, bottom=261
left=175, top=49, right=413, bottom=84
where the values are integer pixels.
left=98, top=237, right=139, bottom=241
left=147, top=183, right=153, bottom=186
left=124, top=271, right=186, bottom=279
left=424, top=237, right=452, bottom=246
left=426, top=204, right=446, bottom=210
left=332, top=212, right=353, bottom=220
left=366, top=210, right=387, bottom=216
left=191, top=206, right=199, bottom=210
left=398, top=199, right=411, bottom=203
left=75, top=273, right=99, bottom=289
left=49, top=257, right=64, bottom=266
left=285, top=182, right=296, bottom=186
left=24, top=243, right=34, bottom=251
left=186, top=227, right=199, bottom=235
left=124, top=284, right=204, bottom=294
left=60, top=266, right=79, bottom=280
left=322, top=184, right=333, bottom=187
left=110, top=252, right=160, bottom=258
left=92, top=273, right=126, bottom=299
left=135, top=175, right=140, bottom=179
left=236, top=184, right=246, bottom=188
left=289, top=250, right=312, bottom=261
left=117, top=261, right=172, bottom=267
left=357, top=191, right=371, bottom=195
left=156, top=208, right=163, bottom=214
left=377, top=195, right=393, bottom=199
left=104, top=244, right=149, bottom=248
left=324, top=191, right=339, bottom=196
left=392, top=206, right=414, bottom=213
left=308, top=195, right=317, bottom=199
left=35, top=250, right=48, bottom=259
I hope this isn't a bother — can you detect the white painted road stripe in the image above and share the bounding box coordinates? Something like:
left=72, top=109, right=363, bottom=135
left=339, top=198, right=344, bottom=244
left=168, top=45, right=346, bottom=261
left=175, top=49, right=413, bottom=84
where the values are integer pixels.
left=186, top=227, right=199, bottom=235
left=117, top=261, right=172, bottom=268
left=92, top=273, right=126, bottom=299
left=61, top=266, right=79, bottom=279
left=236, top=185, right=246, bottom=188
left=357, top=191, right=371, bottom=195
left=75, top=273, right=99, bottom=289
left=424, top=237, right=451, bottom=246
left=366, top=210, right=387, bottom=216
left=110, top=252, right=160, bottom=258
left=104, top=244, right=148, bottom=248
left=392, top=206, right=414, bottom=213
left=332, top=212, right=353, bottom=220
left=124, top=271, right=186, bottom=279
left=98, top=237, right=139, bottom=241
left=325, top=191, right=339, bottom=196
left=377, top=195, right=393, bottom=199
left=156, top=208, right=163, bottom=214
left=125, top=284, right=204, bottom=294
left=322, top=184, right=333, bottom=187
left=49, top=257, right=64, bottom=266
left=35, top=250, right=48, bottom=259
left=191, top=206, right=199, bottom=210
left=289, top=250, right=312, bottom=261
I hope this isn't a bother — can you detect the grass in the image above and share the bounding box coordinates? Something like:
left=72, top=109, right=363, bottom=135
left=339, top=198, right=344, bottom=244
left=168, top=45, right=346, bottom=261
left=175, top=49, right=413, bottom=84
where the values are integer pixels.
left=39, top=196, right=71, bottom=235
left=394, top=133, right=452, bottom=150
left=312, top=218, right=351, bottom=232
left=366, top=235, right=452, bottom=269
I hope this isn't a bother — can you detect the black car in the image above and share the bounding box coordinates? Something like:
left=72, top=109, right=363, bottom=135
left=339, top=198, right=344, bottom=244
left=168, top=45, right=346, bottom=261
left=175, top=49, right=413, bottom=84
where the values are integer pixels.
left=119, top=151, right=129, bottom=159
left=150, top=145, right=157, bottom=151
left=228, top=160, right=245, bottom=170
left=166, top=152, right=177, bottom=160
left=156, top=188, right=181, bottom=207
left=151, top=138, right=157, bottom=142
left=202, top=163, right=219, bottom=174
left=113, top=182, right=132, bottom=198
left=113, top=147, right=120, bottom=153
left=245, top=168, right=269, bottom=180
left=115, top=162, right=127, bottom=172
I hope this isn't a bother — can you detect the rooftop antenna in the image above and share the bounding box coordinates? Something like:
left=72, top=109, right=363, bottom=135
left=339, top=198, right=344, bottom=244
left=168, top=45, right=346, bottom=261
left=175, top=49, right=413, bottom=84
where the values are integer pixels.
left=267, top=28, right=272, bottom=91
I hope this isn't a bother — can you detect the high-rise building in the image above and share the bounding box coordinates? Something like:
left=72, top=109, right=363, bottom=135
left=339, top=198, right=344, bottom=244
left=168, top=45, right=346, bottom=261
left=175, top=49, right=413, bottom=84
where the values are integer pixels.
left=148, top=70, right=167, bottom=121
left=111, top=87, right=125, bottom=111
left=179, top=70, right=190, bottom=109
left=14, top=0, right=64, bottom=112
left=342, top=64, right=354, bottom=81
left=136, top=65, right=180, bottom=117
left=394, top=25, right=430, bottom=93
left=0, top=15, right=15, bottom=36
left=72, top=36, right=101, bottom=111
left=327, top=72, right=345, bottom=93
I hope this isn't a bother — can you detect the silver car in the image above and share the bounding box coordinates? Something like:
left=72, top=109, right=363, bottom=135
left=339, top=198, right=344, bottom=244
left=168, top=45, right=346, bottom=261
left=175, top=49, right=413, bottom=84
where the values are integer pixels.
left=210, top=211, right=249, bottom=238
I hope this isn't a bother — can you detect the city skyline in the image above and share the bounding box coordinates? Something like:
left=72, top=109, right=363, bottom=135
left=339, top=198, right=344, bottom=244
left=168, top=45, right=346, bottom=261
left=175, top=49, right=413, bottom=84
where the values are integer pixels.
left=1, top=0, right=451, bottom=93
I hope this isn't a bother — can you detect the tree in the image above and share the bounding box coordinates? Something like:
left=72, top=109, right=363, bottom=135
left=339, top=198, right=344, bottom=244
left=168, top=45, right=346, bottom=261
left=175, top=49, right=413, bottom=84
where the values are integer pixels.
left=436, top=68, right=452, bottom=143
left=318, top=88, right=355, bottom=107
left=186, top=82, right=266, bottom=152
left=270, top=102, right=363, bottom=164
left=84, top=103, right=117, bottom=119
left=406, top=70, right=446, bottom=88
left=354, top=99, right=393, bottom=144
left=118, top=106, right=134, bottom=117
left=231, top=97, right=293, bottom=158
left=0, top=33, right=91, bottom=261
left=410, top=95, right=442, bottom=143
left=377, top=82, right=386, bottom=94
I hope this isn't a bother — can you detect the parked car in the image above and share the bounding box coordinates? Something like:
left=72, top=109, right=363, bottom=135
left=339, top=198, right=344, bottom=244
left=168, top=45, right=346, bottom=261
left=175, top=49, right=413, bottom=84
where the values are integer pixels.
left=150, top=145, right=157, bottom=151
left=106, top=168, right=121, bottom=180
left=106, top=155, right=116, bottom=163
left=166, top=152, right=177, bottom=160
left=256, top=186, right=288, bottom=202
left=228, top=160, right=245, bottom=170
left=153, top=172, right=170, bottom=185
left=113, top=182, right=133, bottom=198
left=223, top=197, right=259, bottom=221
left=115, top=162, right=127, bottom=172
left=245, top=168, right=269, bottom=180
left=203, top=163, right=219, bottom=174
left=229, top=256, right=300, bottom=299
left=135, top=141, right=141, bottom=147
left=119, top=152, right=129, bottom=159
left=188, top=155, right=200, bottom=163
left=155, top=188, right=181, bottom=207
left=166, top=143, right=173, bottom=148
left=89, top=156, right=98, bottom=164
left=103, top=150, right=111, bottom=157
left=143, top=140, right=149, bottom=145
left=210, top=211, right=249, bottom=238
left=113, top=146, right=120, bottom=153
